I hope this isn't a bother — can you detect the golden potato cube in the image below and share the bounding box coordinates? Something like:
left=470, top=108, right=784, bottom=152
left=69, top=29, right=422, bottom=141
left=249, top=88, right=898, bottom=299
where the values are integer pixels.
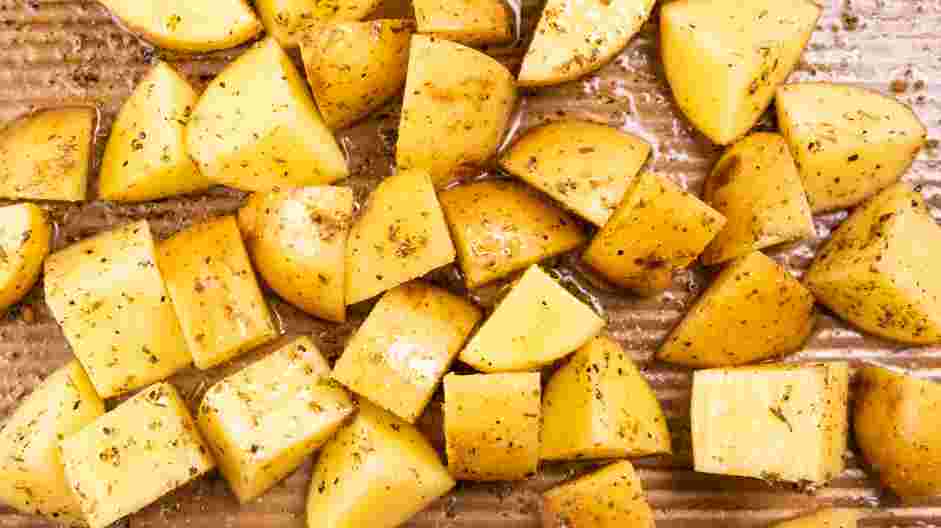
left=0, top=202, right=51, bottom=311
left=333, top=281, right=481, bottom=423
left=774, top=509, right=860, bottom=528
left=307, top=402, right=455, bottom=528
left=44, top=220, right=191, bottom=398
left=583, top=172, right=726, bottom=295
left=256, top=0, right=380, bottom=48
left=542, top=336, right=670, bottom=461
left=658, top=251, right=816, bottom=368
left=198, top=336, right=354, bottom=502
left=542, top=461, right=654, bottom=528
left=692, top=362, right=849, bottom=486
left=414, top=0, right=513, bottom=46
left=60, top=383, right=215, bottom=528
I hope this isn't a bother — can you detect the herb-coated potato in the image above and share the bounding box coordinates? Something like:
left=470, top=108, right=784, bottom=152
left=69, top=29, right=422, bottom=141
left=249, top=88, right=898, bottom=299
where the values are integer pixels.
left=0, top=203, right=51, bottom=311
left=256, top=0, right=381, bottom=48
left=542, top=461, right=654, bottom=528
left=414, top=0, right=513, bottom=46
left=774, top=509, right=860, bottom=528
left=660, top=0, right=820, bottom=145
left=236, top=192, right=268, bottom=249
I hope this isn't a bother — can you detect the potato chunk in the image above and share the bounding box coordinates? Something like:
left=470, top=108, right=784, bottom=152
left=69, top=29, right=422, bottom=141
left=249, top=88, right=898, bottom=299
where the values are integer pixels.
left=499, top=120, right=651, bottom=227
left=44, top=220, right=191, bottom=398
left=774, top=509, right=860, bottom=528
left=0, top=203, right=51, bottom=311
left=61, top=383, right=215, bottom=528
left=659, top=251, right=815, bottom=368
left=805, top=184, right=941, bottom=344
left=414, top=0, right=513, bottom=46
left=198, top=336, right=353, bottom=502
left=444, top=372, right=541, bottom=481
left=332, top=281, right=481, bottom=422
left=692, top=362, right=849, bottom=487
left=542, top=461, right=654, bottom=528
left=256, top=0, right=381, bottom=48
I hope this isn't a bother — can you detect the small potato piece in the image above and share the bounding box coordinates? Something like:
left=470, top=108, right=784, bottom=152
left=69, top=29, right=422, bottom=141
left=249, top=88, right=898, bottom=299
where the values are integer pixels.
left=0, top=203, right=51, bottom=311
left=187, top=38, right=348, bottom=192
left=701, top=133, right=814, bottom=264
left=44, top=220, right=191, bottom=398
left=414, top=0, right=513, bottom=46
left=444, top=372, right=541, bottom=481
left=0, top=107, right=94, bottom=202
left=459, top=265, right=604, bottom=372
left=0, top=361, right=104, bottom=526
left=256, top=0, right=381, bottom=48
left=805, top=184, right=941, bottom=344
left=692, top=363, right=850, bottom=486
left=583, top=172, right=726, bottom=295
left=776, top=83, right=928, bottom=212
left=61, top=383, right=215, bottom=528
left=658, top=251, right=816, bottom=368
left=307, top=402, right=455, bottom=528
left=542, top=461, right=654, bottom=528
left=237, top=192, right=268, bottom=248
left=774, top=509, right=861, bottom=528
left=499, top=120, right=651, bottom=227
left=396, top=35, right=517, bottom=188
left=439, top=180, right=586, bottom=288
left=332, top=281, right=481, bottom=422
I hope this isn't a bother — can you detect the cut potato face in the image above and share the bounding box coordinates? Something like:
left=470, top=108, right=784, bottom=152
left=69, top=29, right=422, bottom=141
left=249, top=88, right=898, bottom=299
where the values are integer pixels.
left=500, top=120, right=651, bottom=227
left=256, top=0, right=381, bottom=48
left=0, top=203, right=51, bottom=312
left=774, top=509, right=860, bottom=528
left=414, top=0, right=513, bottom=46
left=660, top=0, right=820, bottom=144
left=542, top=461, right=654, bottom=528
left=776, top=83, right=928, bottom=212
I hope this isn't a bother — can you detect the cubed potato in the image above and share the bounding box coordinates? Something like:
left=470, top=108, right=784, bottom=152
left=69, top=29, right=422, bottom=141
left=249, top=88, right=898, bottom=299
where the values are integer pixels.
left=333, top=281, right=481, bottom=423
left=776, top=83, right=928, bottom=212
left=658, top=251, right=816, bottom=368
left=301, top=19, right=413, bottom=130
left=542, top=461, right=654, bottom=528
left=0, top=107, right=95, bottom=202
left=60, top=383, right=215, bottom=528
left=414, top=0, right=513, bottom=46
left=805, top=183, right=941, bottom=344
left=187, top=38, right=348, bottom=192
left=256, top=0, right=381, bottom=48
left=0, top=203, right=51, bottom=311
left=542, top=336, right=670, bottom=461
left=345, top=169, right=455, bottom=305
left=701, top=133, right=815, bottom=264
left=439, top=179, right=586, bottom=288
left=157, top=216, right=277, bottom=370
left=44, top=220, right=191, bottom=398
left=307, top=402, right=455, bottom=528
left=660, top=0, right=820, bottom=144
left=444, top=372, right=541, bottom=481
left=198, top=336, right=353, bottom=502
left=100, top=62, right=210, bottom=202
left=583, top=172, right=726, bottom=295
left=692, top=362, right=849, bottom=487
left=396, top=35, right=517, bottom=188
left=774, top=509, right=860, bottom=528
left=0, top=361, right=104, bottom=525
left=499, top=120, right=651, bottom=227
left=459, top=265, right=604, bottom=372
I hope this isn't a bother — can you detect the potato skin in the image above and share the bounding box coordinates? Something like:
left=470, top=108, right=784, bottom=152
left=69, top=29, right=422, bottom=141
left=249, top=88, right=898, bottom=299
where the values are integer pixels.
left=0, top=203, right=51, bottom=311
left=773, top=509, right=860, bottom=528
left=256, top=0, right=381, bottom=48
left=542, top=461, right=654, bottom=528
left=414, top=0, right=513, bottom=46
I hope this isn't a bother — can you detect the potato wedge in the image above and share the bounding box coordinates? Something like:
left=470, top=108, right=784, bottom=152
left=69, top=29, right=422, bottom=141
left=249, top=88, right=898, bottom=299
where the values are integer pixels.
left=660, top=0, right=820, bottom=145
left=256, top=0, right=381, bottom=48
left=776, top=83, right=928, bottom=212
left=187, top=38, right=348, bottom=192
left=0, top=203, right=51, bottom=311
left=499, top=120, right=651, bottom=226
left=774, top=509, right=860, bottom=528
left=542, top=461, right=654, bottom=528
left=414, top=0, right=513, bottom=46
left=396, top=35, right=517, bottom=188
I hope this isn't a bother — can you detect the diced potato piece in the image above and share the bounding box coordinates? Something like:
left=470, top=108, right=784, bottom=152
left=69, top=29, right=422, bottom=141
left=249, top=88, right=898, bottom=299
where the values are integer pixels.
left=414, top=0, right=513, bottom=46
left=256, top=0, right=381, bottom=48
left=307, top=402, right=455, bottom=528
left=333, top=281, right=481, bottom=423
left=542, top=336, right=670, bottom=461
left=198, top=336, right=353, bottom=502
left=459, top=265, right=604, bottom=372
left=0, top=203, right=51, bottom=311
left=439, top=180, right=586, bottom=288
left=660, top=0, right=820, bottom=144
left=774, top=509, right=861, bottom=528
left=0, top=361, right=104, bottom=525
left=345, top=169, right=455, bottom=304
left=776, top=83, right=928, bottom=212
left=396, top=35, right=517, bottom=188
left=44, top=221, right=191, bottom=398
left=701, top=133, right=814, bottom=264
left=301, top=19, right=413, bottom=130
left=0, top=107, right=94, bottom=202
left=583, top=172, right=726, bottom=295
left=659, top=251, right=816, bottom=368
left=237, top=192, right=268, bottom=248
left=499, top=120, right=651, bottom=227
left=805, top=184, right=941, bottom=344
left=443, top=372, right=541, bottom=481
left=542, top=461, right=654, bottom=528
left=692, top=362, right=849, bottom=486
left=60, top=383, right=215, bottom=528
left=187, top=38, right=348, bottom=192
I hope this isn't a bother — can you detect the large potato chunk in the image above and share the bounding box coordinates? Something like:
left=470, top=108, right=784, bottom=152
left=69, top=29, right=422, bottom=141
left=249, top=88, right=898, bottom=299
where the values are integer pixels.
left=414, top=0, right=513, bottom=46
left=0, top=203, right=51, bottom=311
left=542, top=461, right=654, bottom=528
left=187, top=38, right=348, bottom=192
left=805, top=184, right=941, bottom=344
left=774, top=509, right=860, bottom=528
left=660, top=0, right=820, bottom=145
left=44, top=221, right=191, bottom=398
left=776, top=83, right=928, bottom=212
left=256, top=0, right=381, bottom=48
left=396, top=35, right=516, bottom=188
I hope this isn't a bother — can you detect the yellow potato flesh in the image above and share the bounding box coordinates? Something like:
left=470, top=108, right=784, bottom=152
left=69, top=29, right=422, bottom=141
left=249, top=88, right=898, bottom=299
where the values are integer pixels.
left=0, top=203, right=51, bottom=311
left=414, top=0, right=513, bottom=46
left=542, top=461, right=654, bottom=528
left=256, top=0, right=381, bottom=48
